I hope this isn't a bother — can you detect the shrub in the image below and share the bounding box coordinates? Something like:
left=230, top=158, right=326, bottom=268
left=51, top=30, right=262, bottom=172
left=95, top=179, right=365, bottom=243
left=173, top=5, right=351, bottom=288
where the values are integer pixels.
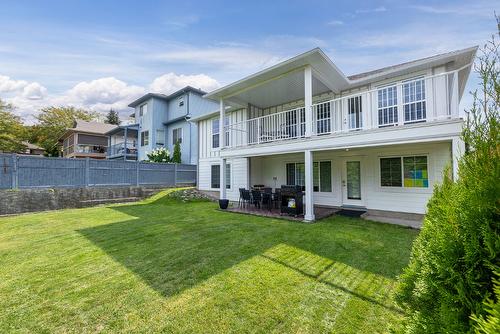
left=146, top=147, right=171, bottom=163
left=172, top=140, right=181, bottom=163
left=395, top=19, right=500, bottom=333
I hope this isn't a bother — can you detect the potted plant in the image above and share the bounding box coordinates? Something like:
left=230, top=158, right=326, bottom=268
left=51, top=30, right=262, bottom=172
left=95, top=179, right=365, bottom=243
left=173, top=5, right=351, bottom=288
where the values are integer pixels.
left=219, top=199, right=229, bottom=209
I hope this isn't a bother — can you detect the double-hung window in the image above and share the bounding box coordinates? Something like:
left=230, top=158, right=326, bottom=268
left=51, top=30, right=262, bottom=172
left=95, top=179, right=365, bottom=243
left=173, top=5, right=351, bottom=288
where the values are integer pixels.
left=403, top=78, right=426, bottom=123
left=210, top=164, right=230, bottom=189
left=212, top=119, right=220, bottom=149
left=140, top=131, right=149, bottom=146
left=377, top=85, right=398, bottom=126
left=380, top=155, right=428, bottom=188
left=139, top=104, right=147, bottom=117
left=172, top=128, right=182, bottom=144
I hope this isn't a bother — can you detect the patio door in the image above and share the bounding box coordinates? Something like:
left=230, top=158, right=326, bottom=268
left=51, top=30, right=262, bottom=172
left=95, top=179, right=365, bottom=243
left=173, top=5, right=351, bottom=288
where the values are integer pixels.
left=341, top=159, right=364, bottom=207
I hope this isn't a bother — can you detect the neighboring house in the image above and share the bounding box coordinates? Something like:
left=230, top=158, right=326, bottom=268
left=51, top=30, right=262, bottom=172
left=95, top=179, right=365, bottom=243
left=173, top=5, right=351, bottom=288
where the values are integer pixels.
left=60, top=120, right=117, bottom=159
left=128, top=86, right=219, bottom=163
left=20, top=141, right=45, bottom=156
left=106, top=124, right=139, bottom=161
left=195, top=46, right=477, bottom=221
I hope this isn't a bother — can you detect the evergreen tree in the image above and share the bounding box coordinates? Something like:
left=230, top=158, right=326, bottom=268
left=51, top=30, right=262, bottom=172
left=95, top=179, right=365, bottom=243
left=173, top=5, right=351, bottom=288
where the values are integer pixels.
left=105, top=109, right=120, bottom=125
left=172, top=140, right=182, bottom=163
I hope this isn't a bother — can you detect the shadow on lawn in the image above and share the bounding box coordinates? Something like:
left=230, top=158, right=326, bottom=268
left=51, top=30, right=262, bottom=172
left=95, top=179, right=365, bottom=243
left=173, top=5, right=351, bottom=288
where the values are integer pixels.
left=77, top=192, right=416, bottom=312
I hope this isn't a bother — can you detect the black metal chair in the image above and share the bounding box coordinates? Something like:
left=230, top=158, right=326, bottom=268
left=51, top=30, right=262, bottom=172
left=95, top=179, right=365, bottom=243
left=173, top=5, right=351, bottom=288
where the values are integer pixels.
left=251, top=190, right=262, bottom=209
left=241, top=189, right=251, bottom=208
left=262, top=192, right=273, bottom=211
left=273, top=188, right=281, bottom=209
left=262, top=187, right=272, bottom=194
left=238, top=188, right=245, bottom=207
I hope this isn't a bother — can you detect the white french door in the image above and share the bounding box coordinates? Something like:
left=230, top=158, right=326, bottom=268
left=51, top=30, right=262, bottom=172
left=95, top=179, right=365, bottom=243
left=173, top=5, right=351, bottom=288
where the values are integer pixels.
left=341, top=159, right=364, bottom=207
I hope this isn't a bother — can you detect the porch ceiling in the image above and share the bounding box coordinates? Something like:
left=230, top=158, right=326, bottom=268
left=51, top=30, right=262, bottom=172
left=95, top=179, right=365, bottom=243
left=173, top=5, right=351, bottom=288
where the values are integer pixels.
left=205, top=48, right=350, bottom=109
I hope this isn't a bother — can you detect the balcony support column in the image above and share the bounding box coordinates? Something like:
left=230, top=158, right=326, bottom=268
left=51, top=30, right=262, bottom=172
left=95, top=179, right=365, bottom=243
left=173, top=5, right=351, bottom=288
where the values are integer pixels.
left=304, top=149, right=315, bottom=222
left=219, top=98, right=227, bottom=199
left=304, top=65, right=313, bottom=137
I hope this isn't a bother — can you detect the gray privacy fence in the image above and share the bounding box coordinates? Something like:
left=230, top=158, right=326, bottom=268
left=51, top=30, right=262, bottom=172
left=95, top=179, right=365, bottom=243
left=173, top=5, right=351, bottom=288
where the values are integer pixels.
left=0, top=153, right=196, bottom=189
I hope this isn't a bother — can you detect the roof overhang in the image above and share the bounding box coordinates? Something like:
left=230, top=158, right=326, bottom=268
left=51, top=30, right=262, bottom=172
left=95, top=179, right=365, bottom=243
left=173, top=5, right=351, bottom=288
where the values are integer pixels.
left=204, top=48, right=350, bottom=109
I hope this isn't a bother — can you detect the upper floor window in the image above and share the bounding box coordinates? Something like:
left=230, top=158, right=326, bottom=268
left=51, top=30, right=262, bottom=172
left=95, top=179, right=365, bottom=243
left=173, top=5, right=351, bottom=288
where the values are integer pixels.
left=156, top=129, right=165, bottom=146
left=178, top=96, right=184, bottom=107
left=377, top=85, right=398, bottom=126
left=403, top=78, right=426, bottom=123
left=212, top=117, right=229, bottom=148
left=139, top=103, right=147, bottom=117
left=212, top=119, right=220, bottom=148
left=173, top=127, right=182, bottom=144
left=140, top=131, right=149, bottom=146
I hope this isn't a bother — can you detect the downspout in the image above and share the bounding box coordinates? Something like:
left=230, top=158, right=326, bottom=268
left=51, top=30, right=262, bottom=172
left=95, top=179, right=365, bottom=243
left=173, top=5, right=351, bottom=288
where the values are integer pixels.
left=187, top=92, right=192, bottom=164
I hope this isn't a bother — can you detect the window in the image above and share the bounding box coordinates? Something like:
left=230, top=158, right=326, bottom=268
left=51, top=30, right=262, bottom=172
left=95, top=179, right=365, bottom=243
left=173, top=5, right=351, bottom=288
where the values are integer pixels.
left=403, top=78, right=426, bottom=123
left=378, top=85, right=398, bottom=126
left=156, top=129, right=165, bottom=146
left=404, top=156, right=428, bottom=188
left=172, top=128, right=182, bottom=144
left=286, top=163, right=305, bottom=189
left=379, top=156, right=428, bottom=188
left=210, top=164, right=231, bottom=189
left=380, top=157, right=402, bottom=187
left=139, top=104, right=147, bottom=117
left=178, top=96, right=184, bottom=107
left=212, top=117, right=229, bottom=148
left=348, top=96, right=362, bottom=130
left=212, top=119, right=219, bottom=148
left=313, top=161, right=332, bottom=192
left=140, top=131, right=149, bottom=146
left=211, top=165, right=220, bottom=188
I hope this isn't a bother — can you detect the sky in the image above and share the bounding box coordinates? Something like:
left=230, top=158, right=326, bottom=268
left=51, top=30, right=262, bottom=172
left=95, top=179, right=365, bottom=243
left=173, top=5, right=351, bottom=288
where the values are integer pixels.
left=0, top=0, right=497, bottom=123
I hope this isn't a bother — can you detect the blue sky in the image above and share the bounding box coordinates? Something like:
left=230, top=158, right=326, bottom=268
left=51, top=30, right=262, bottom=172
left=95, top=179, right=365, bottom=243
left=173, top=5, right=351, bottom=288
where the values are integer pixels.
left=0, top=0, right=497, bottom=122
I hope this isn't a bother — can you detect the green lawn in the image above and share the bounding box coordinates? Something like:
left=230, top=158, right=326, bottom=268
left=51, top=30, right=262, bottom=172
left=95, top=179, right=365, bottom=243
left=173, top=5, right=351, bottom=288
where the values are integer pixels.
left=0, top=189, right=418, bottom=333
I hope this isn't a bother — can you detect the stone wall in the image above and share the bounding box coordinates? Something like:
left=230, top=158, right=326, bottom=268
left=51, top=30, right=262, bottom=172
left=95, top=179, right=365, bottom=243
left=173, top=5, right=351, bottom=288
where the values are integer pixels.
left=0, top=186, right=168, bottom=215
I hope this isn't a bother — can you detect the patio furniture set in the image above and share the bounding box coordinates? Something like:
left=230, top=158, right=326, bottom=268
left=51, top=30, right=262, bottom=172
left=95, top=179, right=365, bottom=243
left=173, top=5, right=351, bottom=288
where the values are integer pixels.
left=238, top=185, right=304, bottom=217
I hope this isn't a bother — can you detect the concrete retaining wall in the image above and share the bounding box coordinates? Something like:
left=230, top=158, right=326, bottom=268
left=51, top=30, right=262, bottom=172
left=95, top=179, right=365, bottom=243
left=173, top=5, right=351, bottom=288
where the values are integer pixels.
left=0, top=186, right=169, bottom=215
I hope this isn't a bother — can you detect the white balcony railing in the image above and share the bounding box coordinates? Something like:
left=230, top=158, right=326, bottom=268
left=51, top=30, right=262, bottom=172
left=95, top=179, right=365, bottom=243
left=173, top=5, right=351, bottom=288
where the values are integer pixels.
left=224, top=68, right=464, bottom=149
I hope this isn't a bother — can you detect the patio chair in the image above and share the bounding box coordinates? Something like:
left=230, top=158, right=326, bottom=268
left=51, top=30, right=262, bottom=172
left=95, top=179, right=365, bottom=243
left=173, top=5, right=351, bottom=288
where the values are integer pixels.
left=241, top=189, right=252, bottom=208
left=251, top=190, right=262, bottom=209
left=273, top=188, right=281, bottom=209
left=238, top=188, right=245, bottom=207
left=262, top=192, right=273, bottom=211
left=262, top=187, right=272, bottom=194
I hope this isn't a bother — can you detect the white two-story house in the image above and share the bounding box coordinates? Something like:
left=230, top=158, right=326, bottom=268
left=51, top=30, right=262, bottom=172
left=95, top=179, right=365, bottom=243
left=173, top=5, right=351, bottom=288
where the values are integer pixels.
left=194, top=46, right=477, bottom=221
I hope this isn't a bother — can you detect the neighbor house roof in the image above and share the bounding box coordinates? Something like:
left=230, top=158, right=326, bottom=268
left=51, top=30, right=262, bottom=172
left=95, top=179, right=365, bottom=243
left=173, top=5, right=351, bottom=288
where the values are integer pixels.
left=21, top=141, right=44, bottom=150
left=59, top=120, right=117, bottom=140
left=128, top=86, right=207, bottom=108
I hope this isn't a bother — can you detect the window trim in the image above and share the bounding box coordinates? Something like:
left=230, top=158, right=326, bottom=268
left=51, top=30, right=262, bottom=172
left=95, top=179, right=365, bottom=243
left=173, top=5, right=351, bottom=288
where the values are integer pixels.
left=212, top=118, right=220, bottom=149
left=139, top=103, right=147, bottom=117
left=378, top=154, right=430, bottom=190
left=172, top=127, right=183, bottom=144
left=402, top=77, right=427, bottom=124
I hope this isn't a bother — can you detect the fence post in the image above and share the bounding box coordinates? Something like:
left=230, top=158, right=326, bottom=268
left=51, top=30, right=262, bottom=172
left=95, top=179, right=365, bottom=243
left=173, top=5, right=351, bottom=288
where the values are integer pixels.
left=136, top=161, right=140, bottom=186
left=174, top=163, right=177, bottom=186
left=85, top=157, right=90, bottom=187
left=11, top=154, right=18, bottom=189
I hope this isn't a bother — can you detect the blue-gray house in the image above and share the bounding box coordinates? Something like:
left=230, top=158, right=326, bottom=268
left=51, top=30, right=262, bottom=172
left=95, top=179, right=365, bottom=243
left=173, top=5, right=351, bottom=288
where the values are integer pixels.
left=127, top=86, right=219, bottom=164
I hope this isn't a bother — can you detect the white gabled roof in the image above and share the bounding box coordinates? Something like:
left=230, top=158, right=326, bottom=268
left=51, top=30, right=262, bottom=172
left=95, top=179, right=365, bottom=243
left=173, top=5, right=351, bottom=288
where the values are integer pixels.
left=203, top=46, right=477, bottom=110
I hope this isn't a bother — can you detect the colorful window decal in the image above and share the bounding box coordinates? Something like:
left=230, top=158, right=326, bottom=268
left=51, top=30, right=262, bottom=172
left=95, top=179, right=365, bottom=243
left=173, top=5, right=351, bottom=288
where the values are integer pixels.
left=403, top=156, right=428, bottom=188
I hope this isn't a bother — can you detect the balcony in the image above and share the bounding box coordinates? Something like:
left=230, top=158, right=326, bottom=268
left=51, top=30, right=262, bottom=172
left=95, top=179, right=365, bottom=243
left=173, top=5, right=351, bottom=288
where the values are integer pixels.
left=223, top=70, right=461, bottom=150
left=108, top=142, right=138, bottom=160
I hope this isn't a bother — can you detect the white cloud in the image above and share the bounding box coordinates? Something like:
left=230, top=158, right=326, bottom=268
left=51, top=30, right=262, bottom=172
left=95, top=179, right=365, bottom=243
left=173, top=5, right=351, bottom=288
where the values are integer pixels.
left=0, top=75, right=29, bottom=93
left=410, top=3, right=494, bottom=18
left=152, top=46, right=284, bottom=71
left=327, top=20, right=344, bottom=26
left=22, top=82, right=47, bottom=100
left=355, top=6, right=387, bottom=14
left=164, top=15, right=200, bottom=29
left=150, top=73, right=220, bottom=94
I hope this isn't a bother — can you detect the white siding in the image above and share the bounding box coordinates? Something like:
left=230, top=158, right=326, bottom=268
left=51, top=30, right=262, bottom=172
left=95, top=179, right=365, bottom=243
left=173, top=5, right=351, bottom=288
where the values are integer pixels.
left=247, top=142, right=451, bottom=214
left=198, top=157, right=249, bottom=201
